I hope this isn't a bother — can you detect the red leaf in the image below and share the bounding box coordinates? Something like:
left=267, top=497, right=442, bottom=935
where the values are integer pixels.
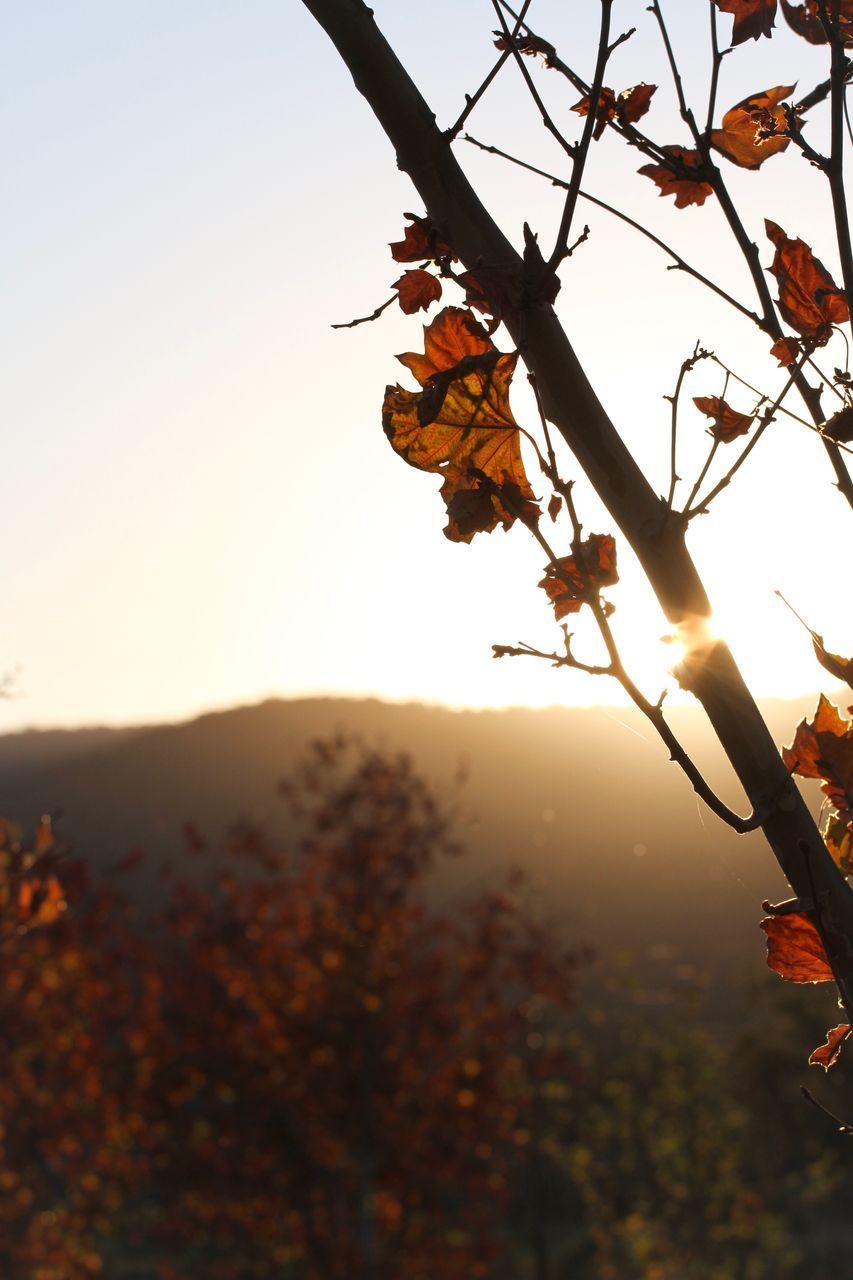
left=539, top=534, right=618, bottom=620
left=715, top=0, right=777, bottom=44
left=765, top=220, right=849, bottom=342
left=390, top=214, right=453, bottom=264
left=492, top=31, right=557, bottom=64
left=783, top=695, right=853, bottom=825
left=693, top=395, right=754, bottom=442
left=760, top=911, right=834, bottom=982
left=781, top=0, right=853, bottom=44
left=572, top=83, right=657, bottom=140
left=639, top=147, right=713, bottom=208
left=711, top=84, right=794, bottom=169
left=393, top=270, right=442, bottom=315
left=770, top=335, right=800, bottom=366
left=809, top=1023, right=852, bottom=1070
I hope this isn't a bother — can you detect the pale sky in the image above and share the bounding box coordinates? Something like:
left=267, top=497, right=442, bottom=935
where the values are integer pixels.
left=2, top=0, right=850, bottom=730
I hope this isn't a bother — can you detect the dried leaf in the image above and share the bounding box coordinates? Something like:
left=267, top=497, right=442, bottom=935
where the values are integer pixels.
left=711, top=85, right=794, bottom=169
left=765, top=220, right=849, bottom=342
left=760, top=910, right=834, bottom=982
left=812, top=637, right=853, bottom=693
left=715, top=0, right=777, bottom=43
left=693, top=395, right=755, bottom=442
left=782, top=694, right=853, bottom=825
left=493, top=31, right=557, bottom=64
left=548, top=493, right=562, bottom=522
left=809, top=1023, right=852, bottom=1069
left=770, top=335, right=800, bottom=366
left=638, top=147, right=713, bottom=208
left=781, top=0, right=853, bottom=44
left=393, top=270, right=442, bottom=315
left=823, top=404, right=853, bottom=443
left=390, top=214, right=453, bottom=264
left=572, top=83, right=657, bottom=139
left=539, top=534, right=618, bottom=620
left=457, top=265, right=525, bottom=320
left=383, top=307, right=537, bottom=542
left=824, top=813, right=853, bottom=874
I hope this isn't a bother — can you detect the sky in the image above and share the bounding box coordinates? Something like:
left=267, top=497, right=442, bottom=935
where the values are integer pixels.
left=2, top=0, right=851, bottom=730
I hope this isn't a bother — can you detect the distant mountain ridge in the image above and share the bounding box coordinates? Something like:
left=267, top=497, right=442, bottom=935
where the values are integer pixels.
left=0, top=695, right=825, bottom=1000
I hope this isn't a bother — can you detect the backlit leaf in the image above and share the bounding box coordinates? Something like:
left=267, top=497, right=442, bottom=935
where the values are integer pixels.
left=809, top=1023, right=852, bottom=1069
left=539, top=534, right=618, bottom=620
left=711, top=85, right=794, bottom=169
left=693, top=395, right=755, bottom=442
left=782, top=695, right=853, bottom=825
left=770, top=335, right=800, bottom=366
left=492, top=31, right=557, bottom=64
left=390, top=214, right=453, bottom=264
left=393, top=270, right=442, bottom=315
left=383, top=307, right=537, bottom=542
left=765, top=220, right=849, bottom=342
left=572, top=83, right=657, bottom=139
left=715, top=0, right=777, bottom=43
left=760, top=910, right=834, bottom=982
left=781, top=0, right=853, bottom=44
left=638, top=147, right=713, bottom=208
left=824, top=814, right=853, bottom=874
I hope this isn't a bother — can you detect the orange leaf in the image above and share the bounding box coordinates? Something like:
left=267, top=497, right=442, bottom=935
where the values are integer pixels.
left=812, top=637, right=853, bottom=693
left=781, top=0, right=853, bottom=44
left=715, top=0, right=777, bottom=43
left=824, top=814, right=853, bottom=874
left=770, top=335, right=800, bottom=366
left=711, top=84, right=794, bottom=169
left=782, top=695, right=853, bottom=825
left=393, top=270, right=442, bottom=315
left=760, top=910, right=834, bottom=982
left=383, top=307, right=537, bottom=542
left=572, top=84, right=657, bottom=139
left=390, top=214, right=453, bottom=264
left=809, top=1023, right=852, bottom=1070
left=765, top=220, right=849, bottom=342
left=539, top=534, right=618, bottom=619
left=638, top=147, right=713, bottom=208
left=693, top=395, right=754, bottom=442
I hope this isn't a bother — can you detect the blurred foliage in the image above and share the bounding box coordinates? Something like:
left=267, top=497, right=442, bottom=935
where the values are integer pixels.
left=0, top=740, right=851, bottom=1277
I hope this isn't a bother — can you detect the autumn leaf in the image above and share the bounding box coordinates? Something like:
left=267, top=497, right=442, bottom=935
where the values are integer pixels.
left=539, top=534, right=618, bottom=619
left=492, top=31, right=557, bottom=64
left=812, top=637, right=853, bottom=693
left=809, top=1022, right=852, bottom=1069
left=781, top=0, right=853, bottom=44
left=823, top=404, right=853, bottom=443
left=572, top=83, right=657, bottom=139
left=383, top=307, right=537, bottom=542
left=782, top=694, right=853, bottom=825
left=392, top=270, right=442, bottom=315
left=765, top=220, right=849, bottom=342
left=760, top=910, right=834, bottom=982
left=824, top=813, right=853, bottom=874
left=715, top=0, right=777, bottom=44
left=693, top=395, right=755, bottom=441
left=711, top=85, right=794, bottom=169
left=456, top=264, right=525, bottom=320
left=547, top=493, right=562, bottom=522
left=770, top=335, right=800, bottom=366
left=390, top=213, right=453, bottom=264
left=638, top=147, right=713, bottom=208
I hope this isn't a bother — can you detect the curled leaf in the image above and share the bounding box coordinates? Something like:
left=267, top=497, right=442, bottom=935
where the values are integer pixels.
left=782, top=694, right=853, bottom=825
left=693, top=395, right=755, bottom=442
left=711, top=85, right=794, bottom=169
left=572, top=83, right=657, bottom=139
left=770, top=335, right=800, bottom=367
left=456, top=264, right=525, bottom=320
left=492, top=31, right=557, bottom=64
left=639, top=147, right=713, bottom=208
left=824, top=813, right=853, bottom=874
left=760, top=910, right=834, bottom=982
left=383, top=307, right=537, bottom=543
left=539, top=534, right=618, bottom=620
left=781, top=0, right=853, bottom=44
left=392, top=270, right=442, bottom=315
left=823, top=404, right=853, bottom=443
left=765, top=220, right=849, bottom=342
left=390, top=214, right=454, bottom=264
left=809, top=1023, right=852, bottom=1070
left=715, top=0, right=777, bottom=43
left=812, top=637, right=853, bottom=693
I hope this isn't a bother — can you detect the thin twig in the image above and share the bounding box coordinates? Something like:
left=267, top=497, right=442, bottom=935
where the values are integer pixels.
left=462, top=135, right=760, bottom=324
left=445, top=0, right=533, bottom=140
left=547, top=0, right=613, bottom=271
left=666, top=342, right=711, bottom=509
left=490, top=0, right=576, bottom=159
left=706, top=1, right=725, bottom=136
left=817, top=0, right=853, bottom=325
left=331, top=295, right=396, bottom=329
left=801, top=1086, right=853, bottom=1134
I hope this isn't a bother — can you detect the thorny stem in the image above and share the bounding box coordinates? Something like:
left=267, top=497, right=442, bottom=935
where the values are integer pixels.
left=490, top=0, right=576, bottom=159
left=547, top=0, right=614, bottom=272
left=444, top=0, right=533, bottom=140
left=462, top=135, right=760, bottom=324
